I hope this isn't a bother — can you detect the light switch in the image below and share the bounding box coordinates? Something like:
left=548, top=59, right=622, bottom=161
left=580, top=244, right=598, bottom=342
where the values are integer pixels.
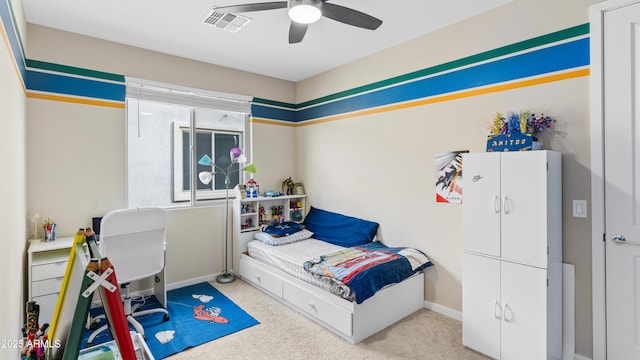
left=573, top=200, right=587, bottom=218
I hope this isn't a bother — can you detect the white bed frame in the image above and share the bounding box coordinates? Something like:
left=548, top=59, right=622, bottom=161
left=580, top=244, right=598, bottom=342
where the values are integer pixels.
left=234, top=236, right=425, bottom=344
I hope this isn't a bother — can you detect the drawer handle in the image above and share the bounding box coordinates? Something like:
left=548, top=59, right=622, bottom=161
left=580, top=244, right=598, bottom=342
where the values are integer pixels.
left=255, top=274, right=261, bottom=282
left=308, top=302, right=316, bottom=310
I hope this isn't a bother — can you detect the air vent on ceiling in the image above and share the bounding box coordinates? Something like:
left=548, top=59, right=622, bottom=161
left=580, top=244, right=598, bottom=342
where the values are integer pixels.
left=202, top=9, right=252, bottom=33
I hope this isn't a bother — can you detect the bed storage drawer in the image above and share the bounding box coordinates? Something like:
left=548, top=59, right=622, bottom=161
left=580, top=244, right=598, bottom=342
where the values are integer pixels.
left=283, top=281, right=352, bottom=336
left=239, top=257, right=283, bottom=297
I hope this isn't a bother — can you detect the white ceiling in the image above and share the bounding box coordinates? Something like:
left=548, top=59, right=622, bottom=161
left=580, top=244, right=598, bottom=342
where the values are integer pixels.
left=22, top=0, right=512, bottom=82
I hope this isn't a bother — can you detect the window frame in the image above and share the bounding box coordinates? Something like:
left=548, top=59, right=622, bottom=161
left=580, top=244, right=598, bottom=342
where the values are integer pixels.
left=172, top=121, right=245, bottom=202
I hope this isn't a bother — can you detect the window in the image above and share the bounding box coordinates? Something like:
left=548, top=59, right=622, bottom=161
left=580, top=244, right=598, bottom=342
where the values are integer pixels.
left=173, top=123, right=243, bottom=202
left=126, top=78, right=252, bottom=208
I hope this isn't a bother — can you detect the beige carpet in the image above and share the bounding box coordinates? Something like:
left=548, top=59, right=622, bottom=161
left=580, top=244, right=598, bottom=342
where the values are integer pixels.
left=167, top=279, right=488, bottom=360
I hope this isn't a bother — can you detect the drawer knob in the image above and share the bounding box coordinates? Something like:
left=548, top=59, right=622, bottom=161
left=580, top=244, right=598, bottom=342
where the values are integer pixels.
left=308, top=302, right=316, bottom=309
left=255, top=274, right=261, bottom=282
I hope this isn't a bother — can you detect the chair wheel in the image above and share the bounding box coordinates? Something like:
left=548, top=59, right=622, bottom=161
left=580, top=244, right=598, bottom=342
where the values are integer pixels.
left=163, top=314, right=170, bottom=321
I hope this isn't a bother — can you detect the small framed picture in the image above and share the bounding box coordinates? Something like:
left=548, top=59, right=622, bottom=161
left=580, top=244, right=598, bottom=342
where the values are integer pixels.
left=293, top=182, right=305, bottom=195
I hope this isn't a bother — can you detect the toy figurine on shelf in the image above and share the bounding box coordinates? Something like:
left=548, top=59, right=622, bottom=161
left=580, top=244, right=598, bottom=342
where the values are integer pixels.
left=245, top=176, right=259, bottom=198
left=243, top=218, right=253, bottom=230
left=258, top=205, right=266, bottom=226
left=271, top=206, right=284, bottom=224
left=282, top=177, right=295, bottom=195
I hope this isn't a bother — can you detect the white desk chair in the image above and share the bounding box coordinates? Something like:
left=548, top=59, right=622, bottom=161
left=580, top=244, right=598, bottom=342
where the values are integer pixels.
left=87, top=207, right=170, bottom=344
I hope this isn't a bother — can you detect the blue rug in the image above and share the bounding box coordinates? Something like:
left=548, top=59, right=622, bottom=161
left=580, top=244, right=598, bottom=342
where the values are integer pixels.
left=82, top=282, right=260, bottom=359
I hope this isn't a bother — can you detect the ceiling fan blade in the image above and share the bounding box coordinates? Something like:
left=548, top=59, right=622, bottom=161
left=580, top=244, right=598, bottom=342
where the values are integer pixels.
left=213, top=2, right=287, bottom=13
left=289, top=22, right=309, bottom=44
left=322, top=3, right=382, bottom=30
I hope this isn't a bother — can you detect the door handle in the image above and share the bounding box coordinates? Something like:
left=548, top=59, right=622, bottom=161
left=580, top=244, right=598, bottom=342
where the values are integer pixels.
left=493, top=300, right=502, bottom=319
left=503, top=303, right=514, bottom=322
left=503, top=196, right=511, bottom=215
left=493, top=195, right=501, bottom=214
left=611, top=234, right=640, bottom=245
left=611, top=235, right=626, bottom=243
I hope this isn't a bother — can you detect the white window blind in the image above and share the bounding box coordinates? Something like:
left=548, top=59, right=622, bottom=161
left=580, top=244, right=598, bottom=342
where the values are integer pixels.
left=125, top=77, right=252, bottom=113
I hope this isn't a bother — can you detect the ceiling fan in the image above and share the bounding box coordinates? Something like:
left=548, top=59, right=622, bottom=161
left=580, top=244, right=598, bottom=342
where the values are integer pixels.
left=212, top=0, right=383, bottom=44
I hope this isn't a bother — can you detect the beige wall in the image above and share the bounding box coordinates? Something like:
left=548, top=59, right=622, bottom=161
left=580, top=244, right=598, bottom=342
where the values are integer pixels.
left=1, top=0, right=27, bottom=357
left=296, top=0, right=597, bottom=357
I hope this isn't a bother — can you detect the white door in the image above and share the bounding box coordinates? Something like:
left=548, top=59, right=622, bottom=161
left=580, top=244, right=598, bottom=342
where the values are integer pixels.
left=462, top=153, right=501, bottom=257
left=500, top=261, right=547, bottom=360
left=500, top=151, right=549, bottom=268
left=462, top=253, right=501, bottom=359
left=604, top=2, right=640, bottom=358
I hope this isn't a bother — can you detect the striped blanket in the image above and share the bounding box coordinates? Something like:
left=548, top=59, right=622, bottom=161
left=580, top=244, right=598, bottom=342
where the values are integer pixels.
left=303, top=241, right=432, bottom=304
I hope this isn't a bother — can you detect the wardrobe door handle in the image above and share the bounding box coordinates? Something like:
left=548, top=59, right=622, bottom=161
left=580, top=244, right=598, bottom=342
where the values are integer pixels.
left=503, top=303, right=513, bottom=322
left=503, top=196, right=511, bottom=215
left=493, top=300, right=502, bottom=319
left=493, top=195, right=501, bottom=214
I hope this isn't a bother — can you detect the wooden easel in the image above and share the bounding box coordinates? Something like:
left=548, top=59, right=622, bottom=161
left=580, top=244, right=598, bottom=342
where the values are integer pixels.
left=47, top=229, right=136, bottom=360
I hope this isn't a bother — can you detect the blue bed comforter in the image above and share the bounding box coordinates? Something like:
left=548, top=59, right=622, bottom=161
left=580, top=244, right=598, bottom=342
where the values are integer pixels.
left=303, top=241, right=433, bottom=304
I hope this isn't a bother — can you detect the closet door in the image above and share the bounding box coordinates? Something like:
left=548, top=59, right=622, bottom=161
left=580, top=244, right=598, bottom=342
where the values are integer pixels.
left=500, top=151, right=549, bottom=267
left=462, top=153, right=501, bottom=257
left=500, top=261, right=547, bottom=360
left=462, top=253, right=501, bottom=359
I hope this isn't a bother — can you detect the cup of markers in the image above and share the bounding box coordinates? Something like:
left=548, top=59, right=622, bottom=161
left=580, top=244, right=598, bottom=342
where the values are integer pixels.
left=43, top=219, right=56, bottom=242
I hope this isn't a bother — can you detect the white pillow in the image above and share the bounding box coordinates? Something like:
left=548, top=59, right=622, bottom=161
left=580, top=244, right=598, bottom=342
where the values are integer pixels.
left=254, top=229, right=314, bottom=246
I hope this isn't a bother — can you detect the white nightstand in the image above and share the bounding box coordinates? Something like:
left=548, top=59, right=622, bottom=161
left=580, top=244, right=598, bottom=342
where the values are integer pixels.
left=27, top=237, right=75, bottom=326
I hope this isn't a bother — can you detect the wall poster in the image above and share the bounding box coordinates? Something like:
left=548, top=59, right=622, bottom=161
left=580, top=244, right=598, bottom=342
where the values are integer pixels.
left=435, top=150, right=468, bottom=204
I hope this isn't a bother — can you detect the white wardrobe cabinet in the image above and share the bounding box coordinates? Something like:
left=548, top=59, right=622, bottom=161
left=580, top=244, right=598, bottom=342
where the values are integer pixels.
left=462, top=151, right=562, bottom=360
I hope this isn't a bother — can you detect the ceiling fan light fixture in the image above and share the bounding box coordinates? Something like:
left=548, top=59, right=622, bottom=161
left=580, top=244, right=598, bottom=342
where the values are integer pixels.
left=288, top=0, right=322, bottom=24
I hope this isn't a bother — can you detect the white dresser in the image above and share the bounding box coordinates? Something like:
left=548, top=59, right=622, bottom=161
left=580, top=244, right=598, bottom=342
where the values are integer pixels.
left=462, top=151, right=563, bottom=360
left=27, top=237, right=74, bottom=326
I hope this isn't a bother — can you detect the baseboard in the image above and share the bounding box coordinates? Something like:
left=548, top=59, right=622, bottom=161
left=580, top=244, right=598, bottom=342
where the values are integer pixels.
left=423, top=300, right=462, bottom=321
left=574, top=354, right=591, bottom=360
left=166, top=274, right=217, bottom=291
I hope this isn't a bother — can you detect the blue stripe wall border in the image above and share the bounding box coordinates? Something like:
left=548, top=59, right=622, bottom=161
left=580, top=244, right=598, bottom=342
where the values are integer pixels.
left=1, top=0, right=26, bottom=81
left=25, top=70, right=126, bottom=102
left=295, top=38, right=589, bottom=122
left=1, top=1, right=590, bottom=124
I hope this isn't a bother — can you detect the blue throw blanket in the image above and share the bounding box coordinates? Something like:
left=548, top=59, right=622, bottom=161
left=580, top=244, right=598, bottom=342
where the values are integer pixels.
left=303, top=242, right=433, bottom=304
